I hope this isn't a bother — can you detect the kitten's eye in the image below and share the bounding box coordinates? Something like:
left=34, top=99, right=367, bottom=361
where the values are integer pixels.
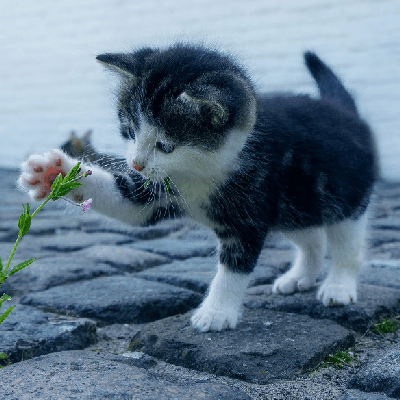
left=127, top=127, right=136, bottom=140
left=156, top=141, right=175, bottom=154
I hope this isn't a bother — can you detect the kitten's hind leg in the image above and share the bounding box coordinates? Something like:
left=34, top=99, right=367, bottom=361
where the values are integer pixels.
left=318, top=214, right=368, bottom=306
left=272, top=227, right=327, bottom=295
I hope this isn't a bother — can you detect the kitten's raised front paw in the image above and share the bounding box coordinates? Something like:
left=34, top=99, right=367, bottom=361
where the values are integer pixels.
left=317, top=277, right=357, bottom=306
left=191, top=303, right=239, bottom=332
left=272, top=271, right=316, bottom=295
left=19, top=149, right=74, bottom=200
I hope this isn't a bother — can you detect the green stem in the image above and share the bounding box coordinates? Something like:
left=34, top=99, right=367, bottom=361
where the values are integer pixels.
left=3, top=196, right=51, bottom=277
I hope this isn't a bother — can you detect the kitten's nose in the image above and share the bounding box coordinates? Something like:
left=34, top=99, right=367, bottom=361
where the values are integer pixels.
left=132, top=163, right=144, bottom=172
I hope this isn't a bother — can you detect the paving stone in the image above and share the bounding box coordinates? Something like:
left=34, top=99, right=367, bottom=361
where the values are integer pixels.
left=38, top=230, right=132, bottom=252
left=82, top=216, right=188, bottom=240
left=348, top=343, right=400, bottom=398
left=0, top=350, right=252, bottom=400
left=361, top=259, right=400, bottom=290
left=129, top=309, right=354, bottom=384
left=20, top=276, right=202, bottom=325
left=244, top=284, right=400, bottom=332
left=1, top=255, right=118, bottom=295
left=0, top=305, right=96, bottom=364
left=137, top=253, right=288, bottom=293
left=137, top=256, right=217, bottom=293
left=74, top=244, right=170, bottom=272
left=368, top=229, right=400, bottom=248
left=338, top=391, right=394, bottom=400
left=131, top=237, right=217, bottom=259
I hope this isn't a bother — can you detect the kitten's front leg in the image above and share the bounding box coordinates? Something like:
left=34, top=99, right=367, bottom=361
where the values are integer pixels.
left=19, top=149, right=153, bottom=226
left=191, top=263, right=251, bottom=332
left=191, top=238, right=260, bottom=332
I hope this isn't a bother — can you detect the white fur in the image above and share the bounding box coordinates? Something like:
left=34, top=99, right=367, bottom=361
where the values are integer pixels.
left=191, top=263, right=251, bottom=332
left=273, top=214, right=368, bottom=306
left=317, top=214, right=368, bottom=305
left=273, top=227, right=327, bottom=294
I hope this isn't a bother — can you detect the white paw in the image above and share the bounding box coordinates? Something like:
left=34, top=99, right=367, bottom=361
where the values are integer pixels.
left=19, top=149, right=75, bottom=200
left=272, top=272, right=316, bottom=295
left=317, top=277, right=357, bottom=306
left=191, top=303, right=239, bottom=332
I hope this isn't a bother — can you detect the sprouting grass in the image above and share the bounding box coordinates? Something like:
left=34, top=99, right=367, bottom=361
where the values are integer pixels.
left=374, top=318, right=400, bottom=335
left=322, top=350, right=354, bottom=369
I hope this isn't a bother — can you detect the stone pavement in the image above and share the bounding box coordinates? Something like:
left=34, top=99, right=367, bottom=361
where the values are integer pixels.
left=1, top=167, right=400, bottom=399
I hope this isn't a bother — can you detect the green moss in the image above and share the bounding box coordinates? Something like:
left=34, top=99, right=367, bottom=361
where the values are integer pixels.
left=374, top=318, right=399, bottom=335
left=323, top=350, right=353, bottom=369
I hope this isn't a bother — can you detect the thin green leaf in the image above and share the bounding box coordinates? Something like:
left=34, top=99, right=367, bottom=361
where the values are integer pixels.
left=18, top=205, right=32, bottom=237
left=0, top=306, right=15, bottom=325
left=8, top=258, right=36, bottom=276
left=50, top=173, right=63, bottom=192
left=0, top=353, right=7, bottom=360
left=0, top=257, right=3, bottom=274
left=144, top=180, right=150, bottom=189
left=53, top=182, right=82, bottom=198
left=63, top=162, right=81, bottom=183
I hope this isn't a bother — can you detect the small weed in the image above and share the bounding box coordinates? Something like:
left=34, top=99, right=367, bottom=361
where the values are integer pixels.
left=0, top=352, right=11, bottom=368
left=322, top=350, right=353, bottom=369
left=374, top=318, right=400, bottom=335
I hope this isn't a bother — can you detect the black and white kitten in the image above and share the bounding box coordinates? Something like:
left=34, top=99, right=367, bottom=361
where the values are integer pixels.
left=19, top=44, right=377, bottom=332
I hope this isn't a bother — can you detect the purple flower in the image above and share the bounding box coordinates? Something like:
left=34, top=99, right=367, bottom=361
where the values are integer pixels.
left=83, top=170, right=92, bottom=177
left=81, top=198, right=92, bottom=211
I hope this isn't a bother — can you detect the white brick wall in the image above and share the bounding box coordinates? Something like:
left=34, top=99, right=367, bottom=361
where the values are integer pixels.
left=1, top=0, right=399, bottom=178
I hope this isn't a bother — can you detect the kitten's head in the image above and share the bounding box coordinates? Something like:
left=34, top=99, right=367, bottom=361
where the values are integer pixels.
left=96, top=44, right=256, bottom=184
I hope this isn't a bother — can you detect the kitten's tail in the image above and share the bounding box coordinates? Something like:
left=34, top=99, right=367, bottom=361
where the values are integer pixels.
left=304, top=51, right=358, bottom=115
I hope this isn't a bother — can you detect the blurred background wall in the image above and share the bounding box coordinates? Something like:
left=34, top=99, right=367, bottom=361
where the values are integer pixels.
left=1, top=0, right=399, bottom=179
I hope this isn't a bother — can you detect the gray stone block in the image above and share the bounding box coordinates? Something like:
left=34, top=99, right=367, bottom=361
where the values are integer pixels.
left=1, top=255, right=118, bottom=295
left=20, top=276, right=202, bottom=325
left=361, top=259, right=400, bottom=290
left=137, top=255, right=283, bottom=294
left=39, top=230, right=132, bottom=252
left=137, top=256, right=216, bottom=293
left=348, top=343, right=400, bottom=398
left=245, top=284, right=400, bottom=332
left=129, top=309, right=354, bottom=384
left=338, top=391, right=394, bottom=400
left=0, top=305, right=96, bottom=364
left=0, top=350, right=251, bottom=400
left=131, top=237, right=216, bottom=259
left=74, top=244, right=170, bottom=271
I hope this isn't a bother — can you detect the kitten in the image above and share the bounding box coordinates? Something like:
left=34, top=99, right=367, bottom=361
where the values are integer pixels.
left=60, top=129, right=128, bottom=173
left=19, top=44, right=377, bottom=332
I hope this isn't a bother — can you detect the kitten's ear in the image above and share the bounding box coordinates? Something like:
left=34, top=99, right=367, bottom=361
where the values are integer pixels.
left=177, top=92, right=229, bottom=128
left=96, top=53, right=137, bottom=80
left=69, top=130, right=77, bottom=140
left=96, top=48, right=155, bottom=81
left=83, top=130, right=92, bottom=140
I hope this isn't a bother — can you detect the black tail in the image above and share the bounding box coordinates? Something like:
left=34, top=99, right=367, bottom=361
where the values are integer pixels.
left=304, top=51, right=358, bottom=115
